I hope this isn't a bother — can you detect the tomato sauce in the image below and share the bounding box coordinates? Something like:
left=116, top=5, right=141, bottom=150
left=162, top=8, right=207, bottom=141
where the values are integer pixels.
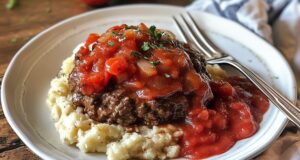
left=76, top=23, right=209, bottom=101
left=76, top=23, right=269, bottom=159
left=180, top=77, right=269, bottom=159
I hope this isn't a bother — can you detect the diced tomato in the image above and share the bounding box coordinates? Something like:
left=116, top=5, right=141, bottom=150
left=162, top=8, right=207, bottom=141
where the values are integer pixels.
left=184, top=71, right=201, bottom=92
left=123, top=39, right=136, bottom=49
left=124, top=29, right=136, bottom=40
left=109, top=25, right=125, bottom=32
left=218, top=82, right=235, bottom=96
left=161, top=58, right=172, bottom=66
left=81, top=73, right=104, bottom=95
left=105, top=57, right=128, bottom=76
left=78, top=46, right=89, bottom=57
left=252, top=95, right=269, bottom=114
left=198, top=109, right=209, bottom=121
left=79, top=56, right=94, bottom=72
left=177, top=54, right=187, bottom=67
left=212, top=112, right=228, bottom=130
left=85, top=33, right=100, bottom=47
left=137, top=23, right=148, bottom=32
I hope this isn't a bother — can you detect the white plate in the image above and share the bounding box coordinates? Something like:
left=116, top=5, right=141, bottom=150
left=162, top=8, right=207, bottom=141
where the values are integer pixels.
left=1, top=4, right=297, bottom=160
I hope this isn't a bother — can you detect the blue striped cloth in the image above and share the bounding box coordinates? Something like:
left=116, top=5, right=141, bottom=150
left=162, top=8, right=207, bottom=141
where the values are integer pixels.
left=188, top=0, right=297, bottom=41
left=187, top=1, right=300, bottom=160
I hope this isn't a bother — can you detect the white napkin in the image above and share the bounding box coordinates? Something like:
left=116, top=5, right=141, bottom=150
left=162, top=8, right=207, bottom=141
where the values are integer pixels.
left=187, top=0, right=300, bottom=159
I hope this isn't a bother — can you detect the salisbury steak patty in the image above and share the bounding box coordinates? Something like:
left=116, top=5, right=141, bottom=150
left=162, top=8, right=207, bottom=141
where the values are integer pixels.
left=69, top=84, right=189, bottom=126
left=68, top=23, right=212, bottom=126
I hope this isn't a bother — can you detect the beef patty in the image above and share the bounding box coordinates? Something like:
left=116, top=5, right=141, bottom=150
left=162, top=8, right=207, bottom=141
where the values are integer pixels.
left=68, top=24, right=212, bottom=126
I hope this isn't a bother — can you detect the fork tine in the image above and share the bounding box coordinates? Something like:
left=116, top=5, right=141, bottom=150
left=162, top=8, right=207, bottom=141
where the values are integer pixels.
left=173, top=14, right=213, bottom=58
left=184, top=12, right=223, bottom=58
left=172, top=16, right=189, bottom=43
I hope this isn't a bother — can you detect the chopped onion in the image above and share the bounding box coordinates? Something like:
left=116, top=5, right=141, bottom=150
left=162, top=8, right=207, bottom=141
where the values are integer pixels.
left=137, top=59, right=157, bottom=76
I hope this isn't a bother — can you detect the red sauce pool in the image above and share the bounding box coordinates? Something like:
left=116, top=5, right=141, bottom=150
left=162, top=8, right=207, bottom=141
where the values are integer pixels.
left=180, top=77, right=269, bottom=159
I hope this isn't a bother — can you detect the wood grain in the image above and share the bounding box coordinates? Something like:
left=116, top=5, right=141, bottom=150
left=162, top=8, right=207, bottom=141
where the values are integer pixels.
left=0, top=147, right=39, bottom=160
left=0, top=0, right=189, bottom=159
left=0, top=0, right=89, bottom=76
left=0, top=117, right=24, bottom=153
left=0, top=102, right=34, bottom=159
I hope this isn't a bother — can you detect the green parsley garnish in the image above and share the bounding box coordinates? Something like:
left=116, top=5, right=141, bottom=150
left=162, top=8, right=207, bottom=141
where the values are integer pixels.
left=125, top=24, right=130, bottom=30
left=156, top=32, right=162, bottom=40
left=141, top=42, right=150, bottom=51
left=111, top=31, right=117, bottom=36
left=131, top=51, right=140, bottom=58
left=108, top=41, right=115, bottom=46
left=149, top=25, right=162, bottom=40
left=149, top=26, right=156, bottom=36
left=150, top=60, right=161, bottom=66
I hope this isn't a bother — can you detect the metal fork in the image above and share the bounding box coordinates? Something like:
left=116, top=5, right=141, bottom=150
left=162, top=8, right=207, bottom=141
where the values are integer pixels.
left=173, top=12, right=300, bottom=127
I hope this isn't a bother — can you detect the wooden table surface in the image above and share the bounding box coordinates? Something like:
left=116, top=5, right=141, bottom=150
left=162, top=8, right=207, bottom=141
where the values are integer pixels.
left=0, top=0, right=191, bottom=159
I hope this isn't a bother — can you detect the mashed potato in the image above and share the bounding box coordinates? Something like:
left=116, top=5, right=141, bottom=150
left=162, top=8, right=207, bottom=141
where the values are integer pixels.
left=47, top=56, right=182, bottom=160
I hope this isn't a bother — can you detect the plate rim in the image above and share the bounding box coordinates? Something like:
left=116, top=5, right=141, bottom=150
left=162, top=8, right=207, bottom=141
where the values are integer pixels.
left=1, top=4, right=297, bottom=160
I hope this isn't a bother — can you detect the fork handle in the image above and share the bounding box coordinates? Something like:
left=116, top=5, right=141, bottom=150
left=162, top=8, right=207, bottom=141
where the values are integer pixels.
left=208, top=56, right=300, bottom=127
